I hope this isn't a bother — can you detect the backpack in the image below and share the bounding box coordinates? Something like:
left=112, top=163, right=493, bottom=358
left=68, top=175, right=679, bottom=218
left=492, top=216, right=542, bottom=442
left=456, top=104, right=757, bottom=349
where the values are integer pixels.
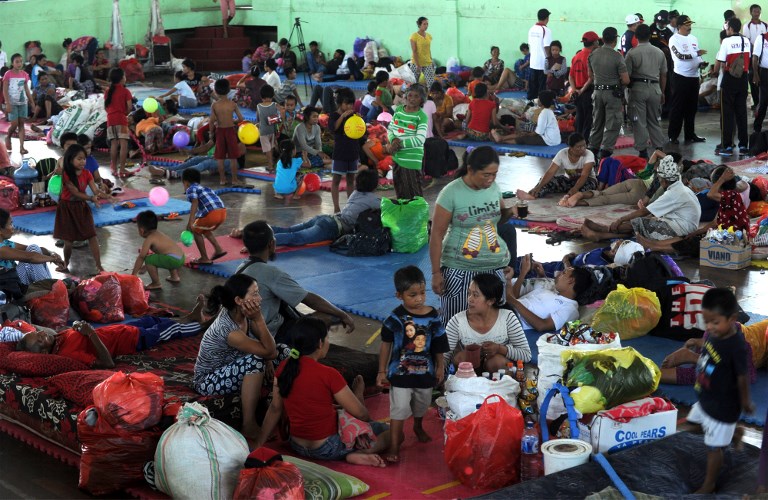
left=330, top=209, right=391, bottom=257
left=423, top=137, right=459, bottom=178
left=620, top=251, right=678, bottom=291
left=727, top=37, right=746, bottom=78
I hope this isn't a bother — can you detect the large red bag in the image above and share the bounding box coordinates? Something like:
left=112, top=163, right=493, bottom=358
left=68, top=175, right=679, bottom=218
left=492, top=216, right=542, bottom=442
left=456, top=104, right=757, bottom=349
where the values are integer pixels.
left=92, top=371, right=164, bottom=431
left=105, top=272, right=149, bottom=315
left=28, top=280, right=70, bottom=330
left=444, top=394, right=524, bottom=489
left=234, top=448, right=305, bottom=500
left=78, top=406, right=161, bottom=495
left=73, top=274, right=124, bottom=323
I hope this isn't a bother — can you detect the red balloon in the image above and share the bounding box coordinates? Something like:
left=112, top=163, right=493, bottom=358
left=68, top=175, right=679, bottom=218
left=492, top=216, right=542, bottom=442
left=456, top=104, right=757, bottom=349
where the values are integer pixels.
left=304, top=173, right=321, bottom=192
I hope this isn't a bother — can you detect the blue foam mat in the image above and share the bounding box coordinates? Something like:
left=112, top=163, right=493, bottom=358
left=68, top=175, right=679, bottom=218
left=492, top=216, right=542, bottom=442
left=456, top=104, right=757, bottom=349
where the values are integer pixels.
left=446, top=139, right=565, bottom=158
left=496, top=90, right=528, bottom=99
left=13, top=198, right=192, bottom=235
left=192, top=245, right=436, bottom=321
left=240, top=170, right=275, bottom=182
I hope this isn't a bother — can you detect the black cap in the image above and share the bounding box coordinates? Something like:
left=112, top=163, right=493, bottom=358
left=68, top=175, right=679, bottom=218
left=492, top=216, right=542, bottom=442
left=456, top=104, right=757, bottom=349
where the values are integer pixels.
left=655, top=10, right=669, bottom=23
left=538, top=8, right=551, bottom=20
left=668, top=10, right=679, bottom=19
left=677, top=15, right=694, bottom=26
left=602, top=26, right=619, bottom=42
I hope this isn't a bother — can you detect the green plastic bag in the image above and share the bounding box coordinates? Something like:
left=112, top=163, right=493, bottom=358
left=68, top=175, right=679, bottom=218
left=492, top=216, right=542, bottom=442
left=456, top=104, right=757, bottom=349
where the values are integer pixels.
left=381, top=196, right=429, bottom=253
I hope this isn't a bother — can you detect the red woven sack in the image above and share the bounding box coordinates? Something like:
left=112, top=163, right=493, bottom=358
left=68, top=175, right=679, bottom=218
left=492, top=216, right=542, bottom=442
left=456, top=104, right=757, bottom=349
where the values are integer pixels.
left=78, top=406, right=161, bottom=495
left=234, top=448, right=305, bottom=500
left=92, top=371, right=164, bottom=431
left=74, top=274, right=124, bottom=323
left=29, top=280, right=70, bottom=330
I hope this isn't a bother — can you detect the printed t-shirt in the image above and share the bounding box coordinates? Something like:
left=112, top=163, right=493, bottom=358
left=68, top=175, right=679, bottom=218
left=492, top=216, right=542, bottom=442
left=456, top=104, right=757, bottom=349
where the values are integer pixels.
left=381, top=305, right=449, bottom=388
left=695, top=328, right=748, bottom=423
left=436, top=178, right=509, bottom=271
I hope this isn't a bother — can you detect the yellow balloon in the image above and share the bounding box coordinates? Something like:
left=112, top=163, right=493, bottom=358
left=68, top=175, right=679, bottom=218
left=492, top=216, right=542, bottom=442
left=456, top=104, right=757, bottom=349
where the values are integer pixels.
left=343, top=115, right=366, bottom=140
left=238, top=122, right=260, bottom=145
left=143, top=97, right=158, bottom=113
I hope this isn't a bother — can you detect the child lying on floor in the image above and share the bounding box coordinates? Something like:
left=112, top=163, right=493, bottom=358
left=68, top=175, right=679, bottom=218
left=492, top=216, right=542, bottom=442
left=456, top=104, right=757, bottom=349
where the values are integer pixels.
left=513, top=239, right=644, bottom=278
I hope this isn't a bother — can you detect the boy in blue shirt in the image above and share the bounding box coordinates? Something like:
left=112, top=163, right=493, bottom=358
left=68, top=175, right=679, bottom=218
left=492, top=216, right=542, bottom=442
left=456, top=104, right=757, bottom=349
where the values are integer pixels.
left=182, top=168, right=227, bottom=266
left=377, top=265, right=448, bottom=463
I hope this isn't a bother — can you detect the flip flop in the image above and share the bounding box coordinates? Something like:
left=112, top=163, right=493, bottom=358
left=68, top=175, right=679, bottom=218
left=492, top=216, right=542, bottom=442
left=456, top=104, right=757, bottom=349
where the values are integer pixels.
left=211, top=251, right=228, bottom=261
left=149, top=178, right=166, bottom=185
left=546, top=231, right=580, bottom=245
left=188, top=258, right=213, bottom=268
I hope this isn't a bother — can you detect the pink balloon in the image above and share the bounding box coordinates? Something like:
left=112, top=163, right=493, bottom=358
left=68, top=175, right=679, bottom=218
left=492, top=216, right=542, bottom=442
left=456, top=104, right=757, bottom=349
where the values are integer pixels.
left=149, top=186, right=169, bottom=207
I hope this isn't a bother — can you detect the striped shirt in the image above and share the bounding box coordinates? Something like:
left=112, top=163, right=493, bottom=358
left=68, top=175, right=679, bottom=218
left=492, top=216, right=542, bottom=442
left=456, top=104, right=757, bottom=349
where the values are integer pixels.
left=387, top=105, right=428, bottom=170
left=185, top=182, right=225, bottom=218
left=445, top=309, right=531, bottom=363
left=193, top=308, right=246, bottom=385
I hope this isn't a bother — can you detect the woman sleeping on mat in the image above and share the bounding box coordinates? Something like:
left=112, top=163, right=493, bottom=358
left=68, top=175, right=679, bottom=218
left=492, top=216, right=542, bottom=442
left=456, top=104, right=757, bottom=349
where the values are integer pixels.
left=516, top=132, right=597, bottom=200
left=661, top=319, right=768, bottom=385
left=256, top=317, right=392, bottom=467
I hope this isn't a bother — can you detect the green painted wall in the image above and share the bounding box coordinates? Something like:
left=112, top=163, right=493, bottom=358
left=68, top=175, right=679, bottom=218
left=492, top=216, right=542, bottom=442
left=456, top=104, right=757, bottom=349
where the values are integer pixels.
left=0, top=0, right=749, bottom=71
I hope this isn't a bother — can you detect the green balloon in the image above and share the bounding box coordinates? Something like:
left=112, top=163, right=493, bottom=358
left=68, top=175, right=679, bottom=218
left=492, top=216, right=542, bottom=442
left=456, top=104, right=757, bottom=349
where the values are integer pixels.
left=180, top=230, right=194, bottom=247
left=48, top=174, right=62, bottom=196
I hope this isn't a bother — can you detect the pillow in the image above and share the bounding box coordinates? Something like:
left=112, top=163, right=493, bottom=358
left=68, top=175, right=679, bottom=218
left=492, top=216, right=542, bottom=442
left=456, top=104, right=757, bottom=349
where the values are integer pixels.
left=0, top=351, right=88, bottom=376
left=282, top=456, right=369, bottom=500
left=47, top=370, right=115, bottom=407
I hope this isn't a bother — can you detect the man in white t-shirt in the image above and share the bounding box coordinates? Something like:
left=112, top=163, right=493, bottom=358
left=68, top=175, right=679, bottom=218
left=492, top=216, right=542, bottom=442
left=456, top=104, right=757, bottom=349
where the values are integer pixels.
left=715, top=17, right=752, bottom=156
left=667, top=15, right=708, bottom=145
left=744, top=4, right=767, bottom=106
left=753, top=30, right=768, bottom=131
left=505, top=256, right=589, bottom=332
left=527, top=8, right=552, bottom=101
left=581, top=155, right=701, bottom=241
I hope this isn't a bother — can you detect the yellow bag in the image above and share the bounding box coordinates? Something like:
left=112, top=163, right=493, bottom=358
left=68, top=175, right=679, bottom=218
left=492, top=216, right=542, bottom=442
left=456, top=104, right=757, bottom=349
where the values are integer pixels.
left=592, top=285, right=661, bottom=340
left=562, top=347, right=662, bottom=414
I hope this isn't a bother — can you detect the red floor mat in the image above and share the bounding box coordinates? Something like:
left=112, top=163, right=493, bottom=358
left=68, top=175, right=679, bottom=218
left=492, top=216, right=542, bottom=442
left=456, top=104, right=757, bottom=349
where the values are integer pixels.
left=183, top=235, right=331, bottom=265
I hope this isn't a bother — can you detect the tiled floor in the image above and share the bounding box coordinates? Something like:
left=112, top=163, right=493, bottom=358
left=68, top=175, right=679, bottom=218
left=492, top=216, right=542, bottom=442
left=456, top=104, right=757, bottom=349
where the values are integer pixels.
left=2, top=82, right=767, bottom=496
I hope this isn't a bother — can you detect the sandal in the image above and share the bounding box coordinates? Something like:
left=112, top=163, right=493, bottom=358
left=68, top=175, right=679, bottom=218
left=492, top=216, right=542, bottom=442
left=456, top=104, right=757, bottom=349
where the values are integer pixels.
left=545, top=231, right=580, bottom=246
left=149, top=178, right=166, bottom=185
left=188, top=258, right=213, bottom=268
left=118, top=171, right=134, bottom=179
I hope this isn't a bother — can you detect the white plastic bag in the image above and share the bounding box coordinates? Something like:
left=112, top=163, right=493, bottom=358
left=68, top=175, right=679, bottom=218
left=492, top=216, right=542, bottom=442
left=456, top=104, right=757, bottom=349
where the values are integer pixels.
left=364, top=40, right=379, bottom=64
left=445, top=375, right=520, bottom=419
left=446, top=56, right=460, bottom=73
left=154, top=402, right=248, bottom=500
left=536, top=334, right=621, bottom=419
left=389, top=63, right=416, bottom=84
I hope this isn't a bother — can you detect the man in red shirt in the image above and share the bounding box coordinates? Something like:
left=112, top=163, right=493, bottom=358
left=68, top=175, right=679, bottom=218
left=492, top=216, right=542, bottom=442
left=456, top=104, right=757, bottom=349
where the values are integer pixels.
left=569, top=31, right=600, bottom=144
left=16, top=299, right=205, bottom=368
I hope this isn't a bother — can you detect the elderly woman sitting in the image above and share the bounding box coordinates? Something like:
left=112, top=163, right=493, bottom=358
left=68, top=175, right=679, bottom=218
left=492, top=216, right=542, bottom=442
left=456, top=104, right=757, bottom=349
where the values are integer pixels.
left=445, top=274, right=531, bottom=373
left=581, top=155, right=701, bottom=241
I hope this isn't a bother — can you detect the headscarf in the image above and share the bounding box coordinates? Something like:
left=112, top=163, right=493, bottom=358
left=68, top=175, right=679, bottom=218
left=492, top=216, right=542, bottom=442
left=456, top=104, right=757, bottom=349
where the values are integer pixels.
left=656, top=155, right=680, bottom=181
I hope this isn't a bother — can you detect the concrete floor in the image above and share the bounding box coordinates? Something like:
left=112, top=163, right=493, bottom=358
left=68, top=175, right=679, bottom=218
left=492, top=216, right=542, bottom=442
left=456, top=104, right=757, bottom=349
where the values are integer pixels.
left=2, top=83, right=767, bottom=497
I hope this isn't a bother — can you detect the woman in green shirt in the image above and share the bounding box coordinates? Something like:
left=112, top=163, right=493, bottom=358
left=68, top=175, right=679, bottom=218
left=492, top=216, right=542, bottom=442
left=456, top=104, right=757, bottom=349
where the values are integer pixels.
left=386, top=85, right=429, bottom=200
left=429, top=146, right=516, bottom=325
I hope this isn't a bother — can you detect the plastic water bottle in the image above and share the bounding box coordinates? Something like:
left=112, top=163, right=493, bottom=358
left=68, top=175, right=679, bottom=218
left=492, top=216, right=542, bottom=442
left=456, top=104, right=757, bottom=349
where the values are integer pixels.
left=520, top=421, right=543, bottom=481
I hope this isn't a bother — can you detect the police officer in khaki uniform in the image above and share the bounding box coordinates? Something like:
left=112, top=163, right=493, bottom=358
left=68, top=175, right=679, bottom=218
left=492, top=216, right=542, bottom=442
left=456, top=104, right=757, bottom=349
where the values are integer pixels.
left=626, top=24, right=668, bottom=158
left=588, top=27, right=631, bottom=159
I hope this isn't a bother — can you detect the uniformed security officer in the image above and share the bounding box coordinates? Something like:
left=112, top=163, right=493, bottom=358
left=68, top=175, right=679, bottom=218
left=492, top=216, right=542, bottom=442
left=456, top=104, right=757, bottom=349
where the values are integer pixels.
left=588, top=27, right=630, bottom=159
left=650, top=10, right=674, bottom=117
left=626, top=24, right=668, bottom=158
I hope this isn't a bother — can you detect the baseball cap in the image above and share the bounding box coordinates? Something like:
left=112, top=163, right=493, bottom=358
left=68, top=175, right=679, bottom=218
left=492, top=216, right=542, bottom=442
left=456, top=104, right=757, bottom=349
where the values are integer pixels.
left=677, top=15, right=694, bottom=26
left=635, top=13, right=644, bottom=22
left=655, top=10, right=669, bottom=23
left=668, top=10, right=680, bottom=19
left=581, top=31, right=600, bottom=43
left=603, top=27, right=619, bottom=41
left=625, top=14, right=641, bottom=25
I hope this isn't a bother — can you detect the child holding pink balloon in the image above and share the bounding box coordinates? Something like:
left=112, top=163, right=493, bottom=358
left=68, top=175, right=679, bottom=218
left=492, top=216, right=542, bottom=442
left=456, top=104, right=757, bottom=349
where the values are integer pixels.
left=53, top=144, right=109, bottom=273
left=132, top=210, right=184, bottom=290
left=329, top=88, right=362, bottom=213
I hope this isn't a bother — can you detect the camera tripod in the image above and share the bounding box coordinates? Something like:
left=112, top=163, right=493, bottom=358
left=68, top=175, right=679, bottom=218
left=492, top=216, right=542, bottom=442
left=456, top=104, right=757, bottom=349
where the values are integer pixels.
left=287, top=17, right=312, bottom=93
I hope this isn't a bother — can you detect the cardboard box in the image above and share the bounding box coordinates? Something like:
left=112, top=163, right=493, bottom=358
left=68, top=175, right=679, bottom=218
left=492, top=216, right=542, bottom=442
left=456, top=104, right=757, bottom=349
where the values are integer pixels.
left=576, top=408, right=678, bottom=454
left=700, top=239, right=751, bottom=270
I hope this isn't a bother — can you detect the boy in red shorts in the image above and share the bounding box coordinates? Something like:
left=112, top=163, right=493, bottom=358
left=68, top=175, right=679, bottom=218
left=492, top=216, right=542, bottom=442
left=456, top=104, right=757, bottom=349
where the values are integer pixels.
left=210, top=78, right=247, bottom=187
left=183, top=168, right=228, bottom=266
